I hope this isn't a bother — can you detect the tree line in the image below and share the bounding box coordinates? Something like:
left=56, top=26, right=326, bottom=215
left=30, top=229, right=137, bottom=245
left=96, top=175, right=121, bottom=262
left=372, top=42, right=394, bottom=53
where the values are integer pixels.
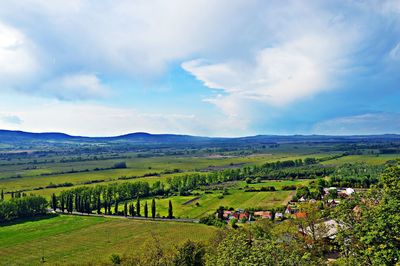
left=52, top=182, right=174, bottom=219
left=0, top=195, right=47, bottom=223
left=328, top=162, right=383, bottom=188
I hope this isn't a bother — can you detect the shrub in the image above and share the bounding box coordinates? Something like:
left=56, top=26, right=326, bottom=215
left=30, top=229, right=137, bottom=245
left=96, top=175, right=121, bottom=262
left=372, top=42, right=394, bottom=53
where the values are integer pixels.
left=110, top=254, right=121, bottom=265
left=282, top=185, right=297, bottom=190
left=113, top=162, right=127, bottom=169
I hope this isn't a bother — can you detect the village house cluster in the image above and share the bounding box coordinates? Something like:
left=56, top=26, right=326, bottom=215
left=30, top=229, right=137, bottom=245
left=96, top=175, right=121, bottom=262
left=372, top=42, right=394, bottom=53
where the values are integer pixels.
left=216, top=186, right=355, bottom=224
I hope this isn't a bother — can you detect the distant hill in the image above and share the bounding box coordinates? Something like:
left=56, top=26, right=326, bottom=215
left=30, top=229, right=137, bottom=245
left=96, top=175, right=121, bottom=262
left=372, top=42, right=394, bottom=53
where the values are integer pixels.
left=0, top=130, right=77, bottom=142
left=0, top=129, right=399, bottom=144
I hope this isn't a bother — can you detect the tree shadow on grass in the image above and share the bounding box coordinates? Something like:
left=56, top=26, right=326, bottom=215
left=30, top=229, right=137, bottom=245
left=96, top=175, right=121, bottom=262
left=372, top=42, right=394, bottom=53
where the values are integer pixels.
left=0, top=213, right=59, bottom=227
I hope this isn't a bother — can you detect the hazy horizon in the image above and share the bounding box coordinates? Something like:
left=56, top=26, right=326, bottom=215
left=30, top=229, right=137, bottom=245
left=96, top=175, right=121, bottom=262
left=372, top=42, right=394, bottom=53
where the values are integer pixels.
left=2, top=128, right=400, bottom=139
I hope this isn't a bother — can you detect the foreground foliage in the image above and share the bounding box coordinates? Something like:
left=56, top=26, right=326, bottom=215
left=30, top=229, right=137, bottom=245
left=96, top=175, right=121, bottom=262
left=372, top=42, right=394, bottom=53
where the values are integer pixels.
left=332, top=163, right=400, bottom=265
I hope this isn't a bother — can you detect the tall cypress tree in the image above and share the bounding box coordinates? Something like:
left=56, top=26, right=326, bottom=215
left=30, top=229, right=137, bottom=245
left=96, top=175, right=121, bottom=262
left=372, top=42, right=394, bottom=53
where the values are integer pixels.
left=168, top=200, right=173, bottom=219
left=1, top=189, right=4, bottom=201
left=97, top=197, right=101, bottom=214
left=114, top=201, right=119, bottom=215
left=107, top=202, right=111, bottom=215
left=67, top=194, right=73, bottom=213
left=85, top=196, right=90, bottom=214
left=75, top=194, right=79, bottom=212
left=130, top=203, right=135, bottom=216
left=144, top=201, right=148, bottom=218
left=60, top=195, right=65, bottom=213
left=124, top=202, right=128, bottom=216
left=66, top=194, right=69, bottom=213
left=80, top=196, right=85, bottom=213
left=70, top=194, right=74, bottom=213
left=51, top=193, right=57, bottom=211
left=136, top=197, right=141, bottom=217
left=151, top=198, right=156, bottom=219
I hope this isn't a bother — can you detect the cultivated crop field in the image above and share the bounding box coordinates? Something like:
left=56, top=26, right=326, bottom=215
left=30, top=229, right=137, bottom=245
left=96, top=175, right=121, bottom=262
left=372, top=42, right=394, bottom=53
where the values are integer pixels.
left=0, top=152, right=324, bottom=200
left=0, top=215, right=216, bottom=265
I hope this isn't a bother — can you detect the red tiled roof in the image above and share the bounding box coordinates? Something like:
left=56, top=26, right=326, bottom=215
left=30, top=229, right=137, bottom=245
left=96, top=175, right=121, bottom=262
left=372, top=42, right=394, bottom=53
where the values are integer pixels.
left=239, top=213, right=249, bottom=220
left=254, top=211, right=272, bottom=219
left=294, top=212, right=307, bottom=219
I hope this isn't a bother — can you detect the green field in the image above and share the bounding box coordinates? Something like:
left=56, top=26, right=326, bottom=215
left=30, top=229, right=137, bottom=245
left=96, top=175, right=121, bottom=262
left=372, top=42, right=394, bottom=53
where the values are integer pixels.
left=0, top=153, right=323, bottom=200
left=321, top=154, right=400, bottom=165
left=0, top=215, right=216, bottom=265
left=154, top=189, right=293, bottom=218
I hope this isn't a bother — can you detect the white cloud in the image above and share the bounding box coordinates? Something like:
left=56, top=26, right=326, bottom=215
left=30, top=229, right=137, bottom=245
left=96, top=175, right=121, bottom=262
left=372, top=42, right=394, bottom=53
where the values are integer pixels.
left=40, top=74, right=110, bottom=100
left=182, top=13, right=359, bottom=114
left=0, top=0, right=251, bottom=76
left=0, top=21, right=40, bottom=89
left=313, top=113, right=400, bottom=135
left=183, top=35, right=337, bottom=108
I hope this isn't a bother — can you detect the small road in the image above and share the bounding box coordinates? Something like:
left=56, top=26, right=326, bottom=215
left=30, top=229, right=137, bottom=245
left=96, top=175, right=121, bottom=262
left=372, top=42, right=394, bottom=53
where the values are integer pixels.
left=48, top=209, right=199, bottom=223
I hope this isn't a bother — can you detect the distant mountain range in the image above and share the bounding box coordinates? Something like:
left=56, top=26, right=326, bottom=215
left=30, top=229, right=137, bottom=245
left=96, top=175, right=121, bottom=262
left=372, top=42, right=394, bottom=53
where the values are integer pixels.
left=1, top=129, right=400, bottom=144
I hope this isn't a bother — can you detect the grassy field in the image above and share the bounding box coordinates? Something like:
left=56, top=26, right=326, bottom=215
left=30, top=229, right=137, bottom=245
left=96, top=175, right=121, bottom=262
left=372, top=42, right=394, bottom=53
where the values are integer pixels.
left=119, top=190, right=292, bottom=219
left=154, top=189, right=293, bottom=218
left=240, top=179, right=311, bottom=189
left=321, top=154, right=400, bottom=165
left=0, top=215, right=217, bottom=265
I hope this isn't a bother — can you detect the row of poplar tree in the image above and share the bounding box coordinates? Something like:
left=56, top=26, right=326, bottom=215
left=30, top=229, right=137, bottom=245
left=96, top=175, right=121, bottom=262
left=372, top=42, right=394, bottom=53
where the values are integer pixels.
left=50, top=184, right=174, bottom=219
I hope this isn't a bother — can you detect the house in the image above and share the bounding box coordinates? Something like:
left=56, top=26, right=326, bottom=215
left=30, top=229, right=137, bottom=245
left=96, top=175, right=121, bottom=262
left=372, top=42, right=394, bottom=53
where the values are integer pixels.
left=299, top=196, right=306, bottom=202
left=232, top=210, right=250, bottom=221
left=327, top=199, right=340, bottom=206
left=254, top=211, right=272, bottom=219
left=223, top=210, right=232, bottom=219
left=324, top=187, right=338, bottom=195
left=309, top=199, right=317, bottom=203
left=338, top=191, right=348, bottom=198
left=285, top=206, right=293, bottom=214
left=294, top=212, right=307, bottom=219
left=238, top=212, right=250, bottom=220
left=275, top=212, right=284, bottom=219
left=345, top=188, right=355, bottom=196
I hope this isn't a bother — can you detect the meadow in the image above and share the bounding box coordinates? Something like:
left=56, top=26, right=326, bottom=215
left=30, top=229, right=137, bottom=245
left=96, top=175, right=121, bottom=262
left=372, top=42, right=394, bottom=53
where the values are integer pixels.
left=321, top=154, right=400, bottom=165
left=0, top=215, right=216, bottom=265
left=154, top=189, right=293, bottom=218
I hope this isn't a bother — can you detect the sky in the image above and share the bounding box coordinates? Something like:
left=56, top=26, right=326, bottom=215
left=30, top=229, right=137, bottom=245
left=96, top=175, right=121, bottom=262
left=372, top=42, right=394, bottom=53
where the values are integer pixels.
left=0, top=0, right=399, bottom=137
